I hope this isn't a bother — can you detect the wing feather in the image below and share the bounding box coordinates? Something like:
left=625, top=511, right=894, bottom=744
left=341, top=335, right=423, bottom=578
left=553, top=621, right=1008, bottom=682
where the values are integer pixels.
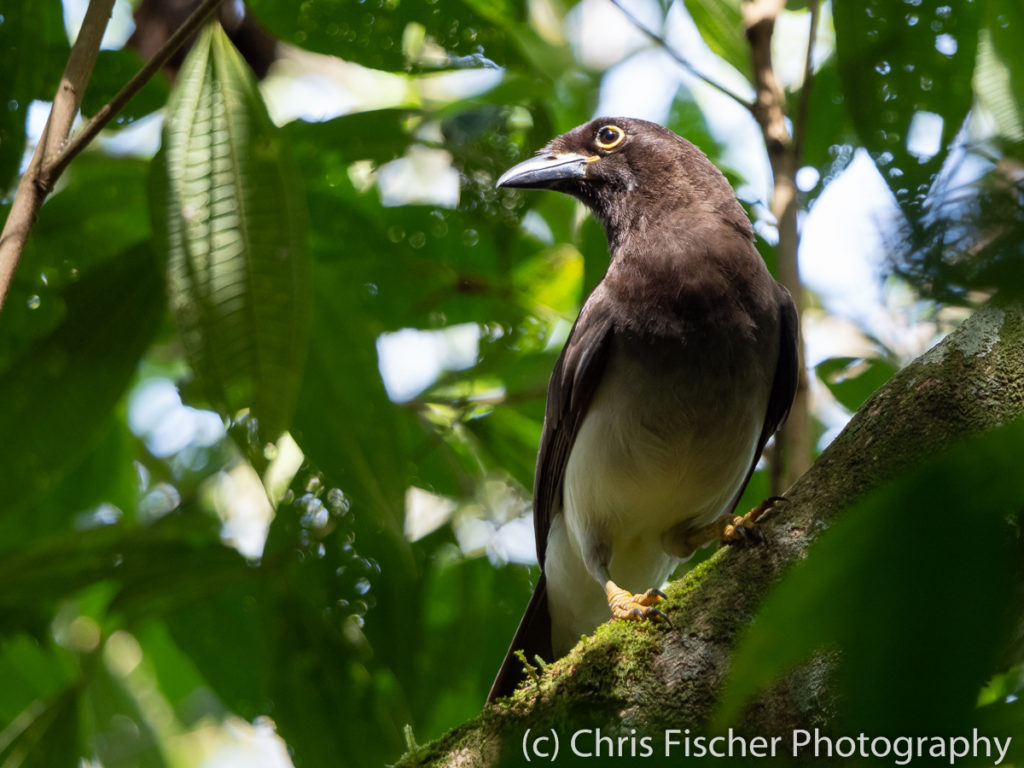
left=533, top=300, right=616, bottom=567
left=727, top=283, right=800, bottom=513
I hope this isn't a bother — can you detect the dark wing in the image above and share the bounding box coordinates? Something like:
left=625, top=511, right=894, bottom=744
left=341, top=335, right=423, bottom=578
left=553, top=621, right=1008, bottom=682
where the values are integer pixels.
left=760, top=283, right=800, bottom=457
left=533, top=298, right=616, bottom=566
left=727, top=282, right=800, bottom=513
left=487, top=298, right=615, bottom=703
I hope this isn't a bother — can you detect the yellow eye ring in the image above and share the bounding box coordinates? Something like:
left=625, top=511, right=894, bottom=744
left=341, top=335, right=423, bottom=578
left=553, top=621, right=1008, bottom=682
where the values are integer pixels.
left=595, top=125, right=625, bottom=150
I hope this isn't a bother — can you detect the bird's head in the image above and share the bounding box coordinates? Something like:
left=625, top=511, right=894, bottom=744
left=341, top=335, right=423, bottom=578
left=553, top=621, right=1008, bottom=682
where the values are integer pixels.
left=497, top=117, right=744, bottom=247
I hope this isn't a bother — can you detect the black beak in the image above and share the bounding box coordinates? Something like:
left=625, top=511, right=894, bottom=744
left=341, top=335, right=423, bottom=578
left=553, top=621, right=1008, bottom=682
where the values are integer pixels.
left=496, top=152, right=595, bottom=189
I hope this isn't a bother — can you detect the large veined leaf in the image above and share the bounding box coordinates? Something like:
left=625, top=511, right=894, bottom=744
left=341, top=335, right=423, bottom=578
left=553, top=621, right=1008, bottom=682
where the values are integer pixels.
left=977, top=1, right=1024, bottom=141
left=156, top=22, right=309, bottom=441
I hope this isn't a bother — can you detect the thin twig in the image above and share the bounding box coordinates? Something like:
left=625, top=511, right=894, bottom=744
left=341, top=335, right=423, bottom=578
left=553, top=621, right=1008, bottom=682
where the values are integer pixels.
left=0, top=0, right=116, bottom=311
left=45, top=0, right=225, bottom=182
left=792, top=0, right=820, bottom=163
left=609, top=0, right=755, bottom=113
left=0, top=0, right=226, bottom=311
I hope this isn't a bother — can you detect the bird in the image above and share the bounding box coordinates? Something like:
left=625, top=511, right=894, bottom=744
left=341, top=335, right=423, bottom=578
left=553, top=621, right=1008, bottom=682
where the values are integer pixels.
left=487, top=117, right=799, bottom=703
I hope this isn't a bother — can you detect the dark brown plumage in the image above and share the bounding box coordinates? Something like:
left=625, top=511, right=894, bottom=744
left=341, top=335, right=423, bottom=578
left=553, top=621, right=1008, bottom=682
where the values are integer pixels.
left=488, top=117, right=798, bottom=703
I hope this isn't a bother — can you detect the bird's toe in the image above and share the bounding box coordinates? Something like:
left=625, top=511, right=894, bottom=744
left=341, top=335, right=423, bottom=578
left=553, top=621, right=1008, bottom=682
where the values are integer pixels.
left=606, top=581, right=670, bottom=624
left=639, top=587, right=666, bottom=605
left=720, top=495, right=785, bottom=545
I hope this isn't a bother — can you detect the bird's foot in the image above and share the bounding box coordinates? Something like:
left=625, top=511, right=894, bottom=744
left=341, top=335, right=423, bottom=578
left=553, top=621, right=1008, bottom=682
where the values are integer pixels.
left=720, top=495, right=786, bottom=544
left=605, top=581, right=670, bottom=624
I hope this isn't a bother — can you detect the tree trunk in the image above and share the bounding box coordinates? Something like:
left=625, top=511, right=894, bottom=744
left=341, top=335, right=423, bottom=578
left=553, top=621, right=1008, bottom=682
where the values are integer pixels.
left=396, top=303, right=1024, bottom=768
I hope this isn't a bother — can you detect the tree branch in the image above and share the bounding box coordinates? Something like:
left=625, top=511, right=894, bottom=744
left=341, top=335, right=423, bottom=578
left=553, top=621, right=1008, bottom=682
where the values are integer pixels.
left=0, top=0, right=223, bottom=311
left=609, top=0, right=755, bottom=113
left=0, top=0, right=116, bottom=311
left=46, top=0, right=225, bottom=182
left=397, top=302, right=1024, bottom=766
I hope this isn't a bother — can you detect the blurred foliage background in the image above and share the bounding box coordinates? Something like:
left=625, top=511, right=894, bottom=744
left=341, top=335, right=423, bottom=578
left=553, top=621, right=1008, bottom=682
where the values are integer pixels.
left=0, top=0, right=1022, bottom=766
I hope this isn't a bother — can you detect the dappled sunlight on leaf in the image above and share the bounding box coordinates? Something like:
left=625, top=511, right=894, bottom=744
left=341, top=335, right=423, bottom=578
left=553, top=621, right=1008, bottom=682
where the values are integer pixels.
left=158, top=23, right=310, bottom=442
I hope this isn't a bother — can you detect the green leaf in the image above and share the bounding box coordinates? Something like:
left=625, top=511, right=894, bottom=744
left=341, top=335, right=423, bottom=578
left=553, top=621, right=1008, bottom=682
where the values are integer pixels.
left=977, top=697, right=1024, bottom=765
left=682, top=0, right=752, bottom=82
left=1, top=155, right=153, bottom=374
left=0, top=636, right=79, bottom=767
left=163, top=586, right=271, bottom=719
left=834, top=0, right=981, bottom=210
left=292, top=110, right=413, bottom=164
left=579, top=211, right=609, bottom=298
left=0, top=510, right=236, bottom=624
left=0, top=243, right=164, bottom=517
left=457, top=0, right=518, bottom=27
left=292, top=261, right=411, bottom=534
left=796, top=56, right=857, bottom=185
left=82, top=663, right=169, bottom=768
left=666, top=91, right=725, bottom=161
left=977, top=2, right=1024, bottom=141
left=0, top=635, right=77, bottom=727
left=986, top=1, right=1024, bottom=109
left=12, top=688, right=80, bottom=768
left=133, top=620, right=213, bottom=725
left=717, top=421, right=1024, bottom=730
left=412, top=550, right=537, bottom=735
left=245, top=0, right=523, bottom=73
left=157, top=22, right=310, bottom=440
left=816, top=355, right=898, bottom=412
left=0, top=416, right=135, bottom=557
left=462, top=406, right=542, bottom=490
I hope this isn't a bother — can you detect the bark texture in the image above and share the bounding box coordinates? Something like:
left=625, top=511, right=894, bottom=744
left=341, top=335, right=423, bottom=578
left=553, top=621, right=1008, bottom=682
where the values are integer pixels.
left=396, top=303, right=1024, bottom=768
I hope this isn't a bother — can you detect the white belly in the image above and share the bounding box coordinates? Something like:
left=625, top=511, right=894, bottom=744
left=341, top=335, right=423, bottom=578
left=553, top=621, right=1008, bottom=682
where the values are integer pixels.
left=545, top=343, right=768, bottom=655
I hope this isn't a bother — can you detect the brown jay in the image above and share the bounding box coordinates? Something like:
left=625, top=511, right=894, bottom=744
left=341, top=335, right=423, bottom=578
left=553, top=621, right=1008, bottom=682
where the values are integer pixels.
left=487, top=118, right=799, bottom=703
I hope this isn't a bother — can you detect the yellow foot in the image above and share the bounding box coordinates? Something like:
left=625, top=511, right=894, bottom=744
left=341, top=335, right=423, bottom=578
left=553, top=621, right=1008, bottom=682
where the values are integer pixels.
left=605, top=581, right=670, bottom=624
left=720, top=495, right=786, bottom=544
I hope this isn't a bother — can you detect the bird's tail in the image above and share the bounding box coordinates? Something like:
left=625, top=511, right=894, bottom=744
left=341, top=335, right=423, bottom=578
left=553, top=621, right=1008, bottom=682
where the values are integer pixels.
left=486, top=573, right=553, bottom=703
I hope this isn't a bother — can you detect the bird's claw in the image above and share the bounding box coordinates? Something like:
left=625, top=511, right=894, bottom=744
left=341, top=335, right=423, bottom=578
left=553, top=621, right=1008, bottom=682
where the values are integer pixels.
left=639, top=587, right=666, bottom=604
left=606, top=582, right=670, bottom=625
left=720, top=495, right=786, bottom=545
left=721, top=516, right=764, bottom=542
left=645, top=606, right=672, bottom=627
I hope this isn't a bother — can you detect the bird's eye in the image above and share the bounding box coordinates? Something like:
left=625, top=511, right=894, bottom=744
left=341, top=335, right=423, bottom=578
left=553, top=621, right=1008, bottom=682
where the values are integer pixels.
left=595, top=125, right=625, bottom=150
